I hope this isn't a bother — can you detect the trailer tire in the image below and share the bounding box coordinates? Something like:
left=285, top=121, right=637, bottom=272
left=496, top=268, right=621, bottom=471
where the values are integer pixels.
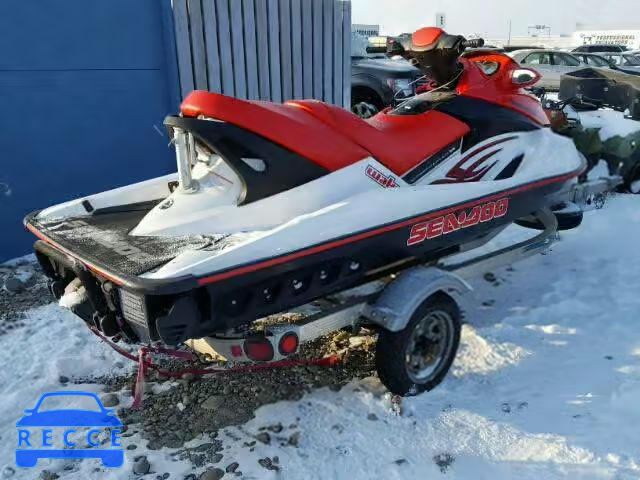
left=516, top=203, right=583, bottom=231
left=375, top=294, right=461, bottom=396
left=624, top=163, right=640, bottom=194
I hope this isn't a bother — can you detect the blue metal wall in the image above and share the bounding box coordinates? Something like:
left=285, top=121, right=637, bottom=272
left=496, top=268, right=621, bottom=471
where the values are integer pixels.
left=0, top=0, right=180, bottom=262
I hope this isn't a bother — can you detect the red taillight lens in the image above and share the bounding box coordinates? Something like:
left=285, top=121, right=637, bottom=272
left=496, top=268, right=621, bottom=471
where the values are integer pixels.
left=279, top=333, right=299, bottom=355
left=243, top=338, right=274, bottom=362
left=230, top=345, right=244, bottom=358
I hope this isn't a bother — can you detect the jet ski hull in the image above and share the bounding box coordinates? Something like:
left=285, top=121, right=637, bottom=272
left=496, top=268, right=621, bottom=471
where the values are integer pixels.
left=26, top=169, right=578, bottom=344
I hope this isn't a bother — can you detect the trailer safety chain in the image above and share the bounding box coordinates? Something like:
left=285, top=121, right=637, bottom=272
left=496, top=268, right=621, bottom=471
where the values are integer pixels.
left=88, top=327, right=342, bottom=409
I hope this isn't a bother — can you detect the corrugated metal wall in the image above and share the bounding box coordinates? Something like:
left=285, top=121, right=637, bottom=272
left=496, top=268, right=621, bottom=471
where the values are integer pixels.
left=172, top=0, right=351, bottom=107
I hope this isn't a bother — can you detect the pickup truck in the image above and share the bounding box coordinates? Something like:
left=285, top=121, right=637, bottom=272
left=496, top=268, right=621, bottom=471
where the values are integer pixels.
left=350, top=34, right=424, bottom=117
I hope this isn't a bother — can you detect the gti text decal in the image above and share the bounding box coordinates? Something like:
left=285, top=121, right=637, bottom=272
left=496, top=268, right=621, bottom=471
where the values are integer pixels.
left=366, top=165, right=399, bottom=188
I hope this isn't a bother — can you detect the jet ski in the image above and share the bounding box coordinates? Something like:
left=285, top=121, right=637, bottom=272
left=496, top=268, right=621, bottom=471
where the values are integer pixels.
left=25, top=28, right=585, bottom=346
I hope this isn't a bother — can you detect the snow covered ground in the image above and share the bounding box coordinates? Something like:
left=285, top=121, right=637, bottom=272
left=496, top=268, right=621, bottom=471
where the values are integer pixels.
left=1, top=194, right=640, bottom=479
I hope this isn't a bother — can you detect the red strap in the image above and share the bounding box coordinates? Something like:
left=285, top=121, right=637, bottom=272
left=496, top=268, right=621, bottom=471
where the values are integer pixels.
left=132, top=349, right=148, bottom=409
left=88, top=326, right=341, bottom=409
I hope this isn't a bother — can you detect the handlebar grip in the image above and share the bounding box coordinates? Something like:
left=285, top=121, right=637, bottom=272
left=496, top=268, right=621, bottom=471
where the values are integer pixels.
left=463, top=38, right=485, bottom=49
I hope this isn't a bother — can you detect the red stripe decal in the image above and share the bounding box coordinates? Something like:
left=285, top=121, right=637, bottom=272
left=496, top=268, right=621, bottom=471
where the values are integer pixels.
left=462, top=136, right=518, bottom=162
left=196, top=170, right=581, bottom=286
left=28, top=168, right=582, bottom=289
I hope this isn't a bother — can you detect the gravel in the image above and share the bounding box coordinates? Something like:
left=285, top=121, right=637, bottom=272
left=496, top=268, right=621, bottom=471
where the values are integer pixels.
left=133, top=455, right=151, bottom=475
left=258, top=457, right=279, bottom=471
left=0, top=259, right=51, bottom=336
left=114, top=327, right=377, bottom=450
left=433, top=453, right=455, bottom=473
left=198, top=468, right=225, bottom=480
left=2, top=258, right=380, bottom=459
left=1, top=466, right=15, bottom=478
left=101, top=393, right=119, bottom=407
left=3, top=276, right=25, bottom=293
left=255, top=432, right=270, bottom=445
left=39, top=471, right=59, bottom=480
left=288, top=431, right=301, bottom=447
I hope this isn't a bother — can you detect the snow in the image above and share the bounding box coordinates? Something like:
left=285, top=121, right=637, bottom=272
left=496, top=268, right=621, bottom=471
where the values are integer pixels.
left=58, top=279, right=87, bottom=309
left=578, top=110, right=640, bottom=141
left=2, top=195, right=640, bottom=478
left=0, top=253, right=35, bottom=267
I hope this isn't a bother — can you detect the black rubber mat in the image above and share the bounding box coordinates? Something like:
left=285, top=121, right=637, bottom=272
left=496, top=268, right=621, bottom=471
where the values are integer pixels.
left=30, top=208, right=228, bottom=277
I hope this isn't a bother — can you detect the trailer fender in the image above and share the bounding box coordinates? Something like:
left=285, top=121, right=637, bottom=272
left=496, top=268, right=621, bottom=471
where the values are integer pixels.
left=364, top=267, right=472, bottom=332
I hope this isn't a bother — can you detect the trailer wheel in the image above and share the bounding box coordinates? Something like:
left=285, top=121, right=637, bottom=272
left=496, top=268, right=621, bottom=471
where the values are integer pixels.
left=375, top=294, right=461, bottom=396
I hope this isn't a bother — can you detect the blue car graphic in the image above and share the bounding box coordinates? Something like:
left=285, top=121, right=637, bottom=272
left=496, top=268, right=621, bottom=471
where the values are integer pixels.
left=16, top=391, right=124, bottom=468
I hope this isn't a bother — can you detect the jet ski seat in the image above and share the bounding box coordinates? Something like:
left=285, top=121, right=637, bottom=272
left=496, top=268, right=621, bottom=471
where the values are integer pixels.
left=288, top=100, right=470, bottom=175
left=181, top=91, right=469, bottom=176
left=181, top=91, right=368, bottom=172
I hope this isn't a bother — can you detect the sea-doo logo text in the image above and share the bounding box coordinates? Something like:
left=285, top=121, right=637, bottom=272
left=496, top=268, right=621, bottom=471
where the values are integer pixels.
left=407, top=198, right=509, bottom=246
left=366, top=165, right=399, bottom=188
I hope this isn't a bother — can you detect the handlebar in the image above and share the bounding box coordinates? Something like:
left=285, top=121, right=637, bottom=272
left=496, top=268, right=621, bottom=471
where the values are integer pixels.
left=386, top=30, right=486, bottom=85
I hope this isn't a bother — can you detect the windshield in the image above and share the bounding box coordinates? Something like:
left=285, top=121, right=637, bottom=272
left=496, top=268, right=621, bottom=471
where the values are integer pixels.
left=587, top=55, right=610, bottom=67
left=623, top=54, right=640, bottom=66
left=391, top=90, right=457, bottom=115
left=555, top=53, right=581, bottom=67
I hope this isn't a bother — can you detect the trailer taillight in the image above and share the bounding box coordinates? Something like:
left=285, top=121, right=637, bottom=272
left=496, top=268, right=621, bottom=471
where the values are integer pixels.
left=243, top=338, right=274, bottom=362
left=278, top=332, right=299, bottom=355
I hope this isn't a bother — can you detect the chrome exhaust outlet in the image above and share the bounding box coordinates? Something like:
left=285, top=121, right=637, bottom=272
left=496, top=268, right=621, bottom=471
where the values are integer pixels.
left=173, top=128, right=198, bottom=193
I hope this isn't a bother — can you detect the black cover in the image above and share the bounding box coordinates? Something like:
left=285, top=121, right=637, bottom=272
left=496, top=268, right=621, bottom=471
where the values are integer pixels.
left=559, top=68, right=640, bottom=120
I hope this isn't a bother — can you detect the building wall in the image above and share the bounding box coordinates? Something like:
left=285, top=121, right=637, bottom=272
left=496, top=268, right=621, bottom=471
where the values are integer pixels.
left=488, top=30, right=640, bottom=51
left=173, top=0, right=352, bottom=107
left=0, top=0, right=178, bottom=262
left=574, top=30, right=640, bottom=49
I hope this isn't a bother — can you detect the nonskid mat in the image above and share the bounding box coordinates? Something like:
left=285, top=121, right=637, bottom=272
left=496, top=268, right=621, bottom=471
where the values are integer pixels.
left=31, top=208, right=229, bottom=277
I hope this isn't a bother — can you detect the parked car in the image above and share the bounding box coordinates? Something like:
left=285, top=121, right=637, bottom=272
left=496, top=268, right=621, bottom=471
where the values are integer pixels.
left=351, top=55, right=423, bottom=117
left=573, top=44, right=628, bottom=53
left=572, top=52, right=613, bottom=68
left=350, top=33, right=423, bottom=118
left=509, top=49, right=586, bottom=90
left=572, top=52, right=640, bottom=77
left=598, top=53, right=640, bottom=74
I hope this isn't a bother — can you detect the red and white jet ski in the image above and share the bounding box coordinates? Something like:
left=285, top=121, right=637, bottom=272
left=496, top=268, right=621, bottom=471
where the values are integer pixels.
left=26, top=28, right=585, bottom=346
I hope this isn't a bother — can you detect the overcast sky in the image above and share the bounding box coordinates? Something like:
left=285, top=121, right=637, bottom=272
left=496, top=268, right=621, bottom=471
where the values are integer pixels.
left=351, top=0, right=639, bottom=38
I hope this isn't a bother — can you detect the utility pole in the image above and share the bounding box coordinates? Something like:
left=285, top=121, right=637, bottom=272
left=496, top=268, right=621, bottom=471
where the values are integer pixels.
left=508, top=19, right=512, bottom=46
